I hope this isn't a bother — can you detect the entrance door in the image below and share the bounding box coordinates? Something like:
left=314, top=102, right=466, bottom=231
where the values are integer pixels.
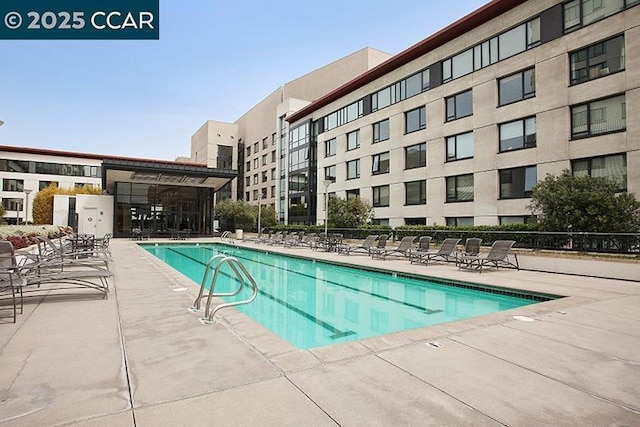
left=82, top=207, right=98, bottom=235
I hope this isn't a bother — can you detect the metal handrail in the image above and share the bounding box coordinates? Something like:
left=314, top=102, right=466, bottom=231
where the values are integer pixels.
left=191, top=254, right=258, bottom=323
left=220, top=231, right=235, bottom=243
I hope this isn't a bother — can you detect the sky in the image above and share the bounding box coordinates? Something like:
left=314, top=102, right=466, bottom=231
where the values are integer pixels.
left=0, top=1, right=489, bottom=161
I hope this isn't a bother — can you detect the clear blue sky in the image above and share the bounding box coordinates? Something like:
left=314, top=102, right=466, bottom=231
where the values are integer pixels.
left=0, top=1, right=489, bottom=161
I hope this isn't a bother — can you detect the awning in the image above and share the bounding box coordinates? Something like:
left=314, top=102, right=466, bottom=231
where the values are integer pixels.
left=102, top=158, right=237, bottom=193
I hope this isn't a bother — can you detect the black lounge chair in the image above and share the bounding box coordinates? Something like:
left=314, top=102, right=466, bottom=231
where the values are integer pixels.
left=409, top=236, right=432, bottom=263
left=458, top=240, right=519, bottom=272
left=371, top=236, right=417, bottom=260
left=411, top=238, right=461, bottom=265
left=0, top=241, right=26, bottom=322
left=339, top=234, right=379, bottom=255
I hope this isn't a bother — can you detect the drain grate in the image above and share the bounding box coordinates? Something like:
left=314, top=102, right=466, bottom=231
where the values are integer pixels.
left=427, top=341, right=443, bottom=348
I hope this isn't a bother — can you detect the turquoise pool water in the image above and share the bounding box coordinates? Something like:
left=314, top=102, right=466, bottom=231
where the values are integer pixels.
left=143, top=243, right=544, bottom=349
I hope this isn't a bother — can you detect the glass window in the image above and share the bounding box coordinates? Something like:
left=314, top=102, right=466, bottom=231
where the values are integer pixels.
left=0, top=159, right=30, bottom=173
left=288, top=172, right=309, bottom=193
left=246, top=146, right=251, bottom=156
left=446, top=132, right=474, bottom=161
left=246, top=161, right=251, bottom=172
left=271, top=168, right=276, bottom=180
left=405, top=180, right=426, bottom=205
left=499, top=24, right=527, bottom=60
left=254, top=142, right=259, bottom=152
left=499, top=117, right=537, bottom=152
left=347, top=160, right=360, bottom=180
left=253, top=158, right=259, bottom=169
left=324, top=165, right=336, bottom=181
left=245, top=176, right=250, bottom=187
left=446, top=217, right=474, bottom=227
left=373, top=119, right=390, bottom=143
left=39, top=180, right=57, bottom=190
left=263, top=137, right=269, bottom=149
left=446, top=90, right=473, bottom=121
left=262, top=171, right=268, bottom=182
left=452, top=48, right=474, bottom=79
left=262, top=154, right=268, bottom=165
left=572, top=153, right=627, bottom=190
left=499, top=68, right=535, bottom=106
left=2, top=179, right=24, bottom=191
left=253, top=174, right=259, bottom=185
left=564, top=0, right=631, bottom=31
left=405, top=106, right=426, bottom=133
left=372, top=152, right=390, bottom=175
left=405, top=143, right=426, bottom=169
left=325, top=138, right=336, bottom=157
left=373, top=185, right=390, bottom=207
left=446, top=174, right=474, bottom=202
left=570, top=35, right=625, bottom=84
left=500, top=166, right=537, bottom=198
left=346, top=189, right=360, bottom=200
left=571, top=94, right=626, bottom=138
left=500, top=216, right=537, bottom=225
left=271, top=150, right=277, bottom=163
left=347, top=130, right=360, bottom=151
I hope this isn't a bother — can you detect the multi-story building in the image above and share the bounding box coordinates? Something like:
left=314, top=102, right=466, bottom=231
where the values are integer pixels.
left=3, top=0, right=638, bottom=232
left=190, top=48, right=392, bottom=224
left=285, top=0, right=639, bottom=227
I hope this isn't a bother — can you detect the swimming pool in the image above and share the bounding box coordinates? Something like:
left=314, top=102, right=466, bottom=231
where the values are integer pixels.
left=143, top=243, right=552, bottom=349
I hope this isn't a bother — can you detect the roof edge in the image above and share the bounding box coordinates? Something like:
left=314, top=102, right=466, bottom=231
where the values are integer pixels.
left=286, top=0, right=527, bottom=123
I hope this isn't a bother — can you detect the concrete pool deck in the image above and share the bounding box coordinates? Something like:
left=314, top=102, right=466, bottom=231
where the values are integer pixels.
left=1, top=237, right=639, bottom=426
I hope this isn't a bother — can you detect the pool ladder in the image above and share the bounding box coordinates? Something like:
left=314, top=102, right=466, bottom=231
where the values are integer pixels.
left=220, top=231, right=235, bottom=243
left=191, top=254, right=258, bottom=323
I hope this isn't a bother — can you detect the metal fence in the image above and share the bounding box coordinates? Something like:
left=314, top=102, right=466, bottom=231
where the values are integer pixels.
left=265, top=227, right=640, bottom=255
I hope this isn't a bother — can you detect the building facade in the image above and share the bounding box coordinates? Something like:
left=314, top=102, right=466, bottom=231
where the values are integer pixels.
left=0, top=146, right=236, bottom=237
left=286, top=0, right=639, bottom=227
left=190, top=48, right=392, bottom=224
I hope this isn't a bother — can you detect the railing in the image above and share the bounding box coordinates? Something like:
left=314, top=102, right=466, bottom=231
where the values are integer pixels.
left=263, top=227, right=640, bottom=255
left=191, top=254, right=258, bottom=323
left=220, top=231, right=235, bottom=243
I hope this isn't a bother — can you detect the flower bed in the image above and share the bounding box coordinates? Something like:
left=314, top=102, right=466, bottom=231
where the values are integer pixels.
left=0, top=225, right=73, bottom=249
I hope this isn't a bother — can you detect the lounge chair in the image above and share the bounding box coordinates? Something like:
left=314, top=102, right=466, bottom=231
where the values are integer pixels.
left=411, top=238, right=461, bottom=265
left=458, top=240, right=519, bottom=273
left=371, top=236, right=417, bottom=260
left=32, top=236, right=112, bottom=270
left=0, top=241, right=26, bottom=322
left=408, top=236, right=432, bottom=263
left=284, top=231, right=305, bottom=247
left=338, top=234, right=379, bottom=255
left=455, top=238, right=482, bottom=264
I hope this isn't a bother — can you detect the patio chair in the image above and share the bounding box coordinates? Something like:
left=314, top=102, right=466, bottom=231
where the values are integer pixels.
left=284, top=231, right=305, bottom=247
left=338, top=234, right=379, bottom=255
left=455, top=238, right=482, bottom=265
left=31, top=236, right=113, bottom=271
left=0, top=241, right=26, bottom=322
left=371, top=236, right=417, bottom=260
left=458, top=240, right=519, bottom=273
left=408, top=236, right=432, bottom=264
left=412, top=238, right=461, bottom=265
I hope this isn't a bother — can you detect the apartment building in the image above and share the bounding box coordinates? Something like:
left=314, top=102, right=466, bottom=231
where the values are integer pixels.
left=190, top=48, right=392, bottom=223
left=285, top=0, right=639, bottom=227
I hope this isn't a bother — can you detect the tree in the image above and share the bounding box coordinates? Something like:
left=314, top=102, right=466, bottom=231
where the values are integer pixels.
left=328, top=197, right=373, bottom=228
left=257, top=205, right=278, bottom=229
left=0, top=205, right=6, bottom=225
left=528, top=170, right=640, bottom=232
left=214, top=199, right=256, bottom=231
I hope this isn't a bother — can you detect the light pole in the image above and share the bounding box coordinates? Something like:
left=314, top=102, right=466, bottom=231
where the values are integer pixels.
left=323, top=179, right=333, bottom=236
left=24, top=189, right=32, bottom=225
